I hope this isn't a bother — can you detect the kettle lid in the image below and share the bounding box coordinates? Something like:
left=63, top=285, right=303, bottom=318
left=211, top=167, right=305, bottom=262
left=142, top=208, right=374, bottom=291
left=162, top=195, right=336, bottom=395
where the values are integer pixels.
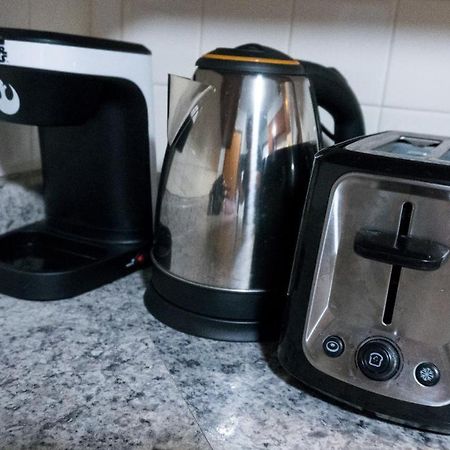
left=196, top=43, right=305, bottom=76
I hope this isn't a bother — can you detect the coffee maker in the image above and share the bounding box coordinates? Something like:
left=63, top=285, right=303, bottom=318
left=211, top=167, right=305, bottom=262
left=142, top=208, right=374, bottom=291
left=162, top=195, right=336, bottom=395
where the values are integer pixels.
left=0, top=28, right=155, bottom=300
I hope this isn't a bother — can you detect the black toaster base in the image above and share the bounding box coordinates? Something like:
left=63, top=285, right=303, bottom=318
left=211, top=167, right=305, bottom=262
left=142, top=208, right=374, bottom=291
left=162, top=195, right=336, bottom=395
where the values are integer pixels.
left=144, top=263, right=282, bottom=342
left=0, top=221, right=150, bottom=300
left=279, top=336, right=450, bottom=435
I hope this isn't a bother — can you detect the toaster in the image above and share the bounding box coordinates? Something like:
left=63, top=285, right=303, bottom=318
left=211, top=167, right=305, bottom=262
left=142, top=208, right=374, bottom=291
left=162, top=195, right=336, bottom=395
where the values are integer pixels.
left=279, top=131, right=450, bottom=433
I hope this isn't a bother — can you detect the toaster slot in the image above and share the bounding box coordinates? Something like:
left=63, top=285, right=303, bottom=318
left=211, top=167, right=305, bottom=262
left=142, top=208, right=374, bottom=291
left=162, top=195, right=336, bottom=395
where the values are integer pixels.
left=374, top=136, right=441, bottom=157
left=438, top=149, right=450, bottom=161
left=383, top=202, right=413, bottom=325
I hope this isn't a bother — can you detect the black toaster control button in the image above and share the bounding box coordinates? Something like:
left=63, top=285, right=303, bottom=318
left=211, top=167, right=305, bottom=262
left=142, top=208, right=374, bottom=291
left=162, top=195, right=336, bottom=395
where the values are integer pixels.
left=357, top=338, right=401, bottom=381
left=323, top=336, right=344, bottom=357
left=415, top=362, right=440, bottom=387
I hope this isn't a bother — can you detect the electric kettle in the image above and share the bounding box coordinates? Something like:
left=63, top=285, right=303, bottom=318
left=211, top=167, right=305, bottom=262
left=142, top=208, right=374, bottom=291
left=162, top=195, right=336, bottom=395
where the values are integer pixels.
left=145, top=44, right=364, bottom=341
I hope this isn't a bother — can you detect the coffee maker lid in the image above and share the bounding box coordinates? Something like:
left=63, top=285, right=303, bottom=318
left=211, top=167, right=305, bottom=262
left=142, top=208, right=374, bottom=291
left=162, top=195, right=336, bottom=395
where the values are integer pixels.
left=0, top=27, right=150, bottom=55
left=196, top=43, right=305, bottom=76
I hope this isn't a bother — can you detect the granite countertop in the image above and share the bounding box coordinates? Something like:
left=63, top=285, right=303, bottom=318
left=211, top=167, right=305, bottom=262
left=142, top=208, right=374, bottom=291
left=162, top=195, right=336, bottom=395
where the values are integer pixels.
left=1, top=173, right=450, bottom=450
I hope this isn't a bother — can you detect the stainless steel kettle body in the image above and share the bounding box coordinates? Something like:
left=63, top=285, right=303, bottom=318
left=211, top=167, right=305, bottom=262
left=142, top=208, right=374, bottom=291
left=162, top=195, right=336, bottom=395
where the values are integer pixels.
left=145, top=44, right=365, bottom=341
left=158, top=69, right=319, bottom=290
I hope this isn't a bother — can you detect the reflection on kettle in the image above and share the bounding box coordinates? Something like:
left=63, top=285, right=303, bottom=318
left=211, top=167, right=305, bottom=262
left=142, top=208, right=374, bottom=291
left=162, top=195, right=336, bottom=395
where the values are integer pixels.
left=208, top=175, right=226, bottom=216
left=145, top=43, right=365, bottom=341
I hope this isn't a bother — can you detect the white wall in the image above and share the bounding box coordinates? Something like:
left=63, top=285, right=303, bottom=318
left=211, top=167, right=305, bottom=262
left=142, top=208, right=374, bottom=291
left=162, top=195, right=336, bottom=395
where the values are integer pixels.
left=0, top=0, right=449, bottom=174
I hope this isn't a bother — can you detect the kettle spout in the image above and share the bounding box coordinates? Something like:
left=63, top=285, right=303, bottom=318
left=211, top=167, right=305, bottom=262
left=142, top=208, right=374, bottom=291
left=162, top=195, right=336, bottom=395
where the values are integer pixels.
left=167, top=74, right=215, bottom=146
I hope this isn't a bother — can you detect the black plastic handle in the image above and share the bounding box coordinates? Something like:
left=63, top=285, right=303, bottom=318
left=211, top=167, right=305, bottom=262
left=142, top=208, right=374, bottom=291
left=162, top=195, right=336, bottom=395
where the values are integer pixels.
left=302, top=61, right=365, bottom=144
left=354, top=229, right=450, bottom=271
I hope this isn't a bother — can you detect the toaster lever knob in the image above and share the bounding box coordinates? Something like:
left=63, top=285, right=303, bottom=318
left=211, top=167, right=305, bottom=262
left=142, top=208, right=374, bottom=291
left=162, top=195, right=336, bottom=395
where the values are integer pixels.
left=354, top=229, right=450, bottom=271
left=356, top=338, right=401, bottom=381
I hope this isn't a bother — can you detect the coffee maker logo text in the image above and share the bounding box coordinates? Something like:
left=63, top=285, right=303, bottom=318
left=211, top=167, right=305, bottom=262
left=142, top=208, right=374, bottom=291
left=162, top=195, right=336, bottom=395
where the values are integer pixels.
left=0, top=79, right=20, bottom=115
left=0, top=46, right=7, bottom=63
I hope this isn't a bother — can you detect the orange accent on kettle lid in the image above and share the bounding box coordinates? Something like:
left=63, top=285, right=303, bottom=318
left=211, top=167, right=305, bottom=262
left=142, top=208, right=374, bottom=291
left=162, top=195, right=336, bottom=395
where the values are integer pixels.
left=202, top=53, right=301, bottom=66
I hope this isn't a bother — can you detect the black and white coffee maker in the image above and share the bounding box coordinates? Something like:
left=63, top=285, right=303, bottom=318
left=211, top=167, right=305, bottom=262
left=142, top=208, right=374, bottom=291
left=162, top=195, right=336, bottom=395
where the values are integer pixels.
left=0, top=28, right=155, bottom=300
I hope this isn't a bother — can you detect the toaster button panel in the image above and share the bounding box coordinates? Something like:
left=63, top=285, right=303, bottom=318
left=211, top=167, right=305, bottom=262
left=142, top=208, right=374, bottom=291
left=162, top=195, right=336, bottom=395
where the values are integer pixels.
left=356, top=338, right=401, bottom=381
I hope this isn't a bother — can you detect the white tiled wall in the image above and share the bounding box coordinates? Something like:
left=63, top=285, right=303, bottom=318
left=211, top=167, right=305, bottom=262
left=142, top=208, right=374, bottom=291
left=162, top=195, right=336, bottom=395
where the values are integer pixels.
left=0, top=0, right=449, bottom=174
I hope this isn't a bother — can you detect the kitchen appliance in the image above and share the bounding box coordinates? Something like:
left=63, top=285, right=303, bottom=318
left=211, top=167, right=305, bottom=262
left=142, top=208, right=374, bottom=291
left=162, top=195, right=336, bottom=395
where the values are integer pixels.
left=279, top=131, right=450, bottom=433
left=0, top=28, right=155, bottom=300
left=145, top=44, right=364, bottom=341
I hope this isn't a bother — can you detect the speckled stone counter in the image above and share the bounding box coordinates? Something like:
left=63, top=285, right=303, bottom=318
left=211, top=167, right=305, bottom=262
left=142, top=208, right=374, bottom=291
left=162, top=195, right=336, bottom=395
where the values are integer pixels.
left=1, top=172, right=450, bottom=449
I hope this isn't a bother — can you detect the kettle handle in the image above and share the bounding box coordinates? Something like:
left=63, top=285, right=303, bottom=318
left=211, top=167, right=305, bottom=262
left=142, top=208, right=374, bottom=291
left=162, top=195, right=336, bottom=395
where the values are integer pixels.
left=302, top=61, right=365, bottom=144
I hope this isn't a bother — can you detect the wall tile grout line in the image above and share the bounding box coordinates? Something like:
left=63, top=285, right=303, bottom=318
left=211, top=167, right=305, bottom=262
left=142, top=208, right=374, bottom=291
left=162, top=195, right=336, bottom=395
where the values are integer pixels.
left=27, top=0, right=31, bottom=28
left=379, top=104, right=450, bottom=116
left=27, top=0, right=33, bottom=165
left=377, top=0, right=401, bottom=131
left=88, top=0, right=93, bottom=38
left=361, top=102, right=450, bottom=116
left=287, top=0, right=296, bottom=54
left=198, top=0, right=206, bottom=56
left=120, top=0, right=124, bottom=40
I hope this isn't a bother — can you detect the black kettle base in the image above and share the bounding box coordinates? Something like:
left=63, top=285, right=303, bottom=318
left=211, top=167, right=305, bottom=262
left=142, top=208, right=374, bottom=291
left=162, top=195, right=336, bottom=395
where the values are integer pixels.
left=0, top=221, right=150, bottom=300
left=144, top=283, right=265, bottom=342
left=144, top=265, right=281, bottom=342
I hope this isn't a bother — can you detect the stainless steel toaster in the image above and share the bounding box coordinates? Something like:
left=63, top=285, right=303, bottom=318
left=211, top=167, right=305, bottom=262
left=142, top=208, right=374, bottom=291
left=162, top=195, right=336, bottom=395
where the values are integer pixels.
left=279, top=131, right=450, bottom=433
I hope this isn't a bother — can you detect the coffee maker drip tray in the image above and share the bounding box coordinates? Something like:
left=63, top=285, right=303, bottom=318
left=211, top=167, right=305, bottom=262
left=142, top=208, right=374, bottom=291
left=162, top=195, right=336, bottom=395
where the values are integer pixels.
left=0, top=222, right=149, bottom=300
left=1, top=231, right=106, bottom=272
